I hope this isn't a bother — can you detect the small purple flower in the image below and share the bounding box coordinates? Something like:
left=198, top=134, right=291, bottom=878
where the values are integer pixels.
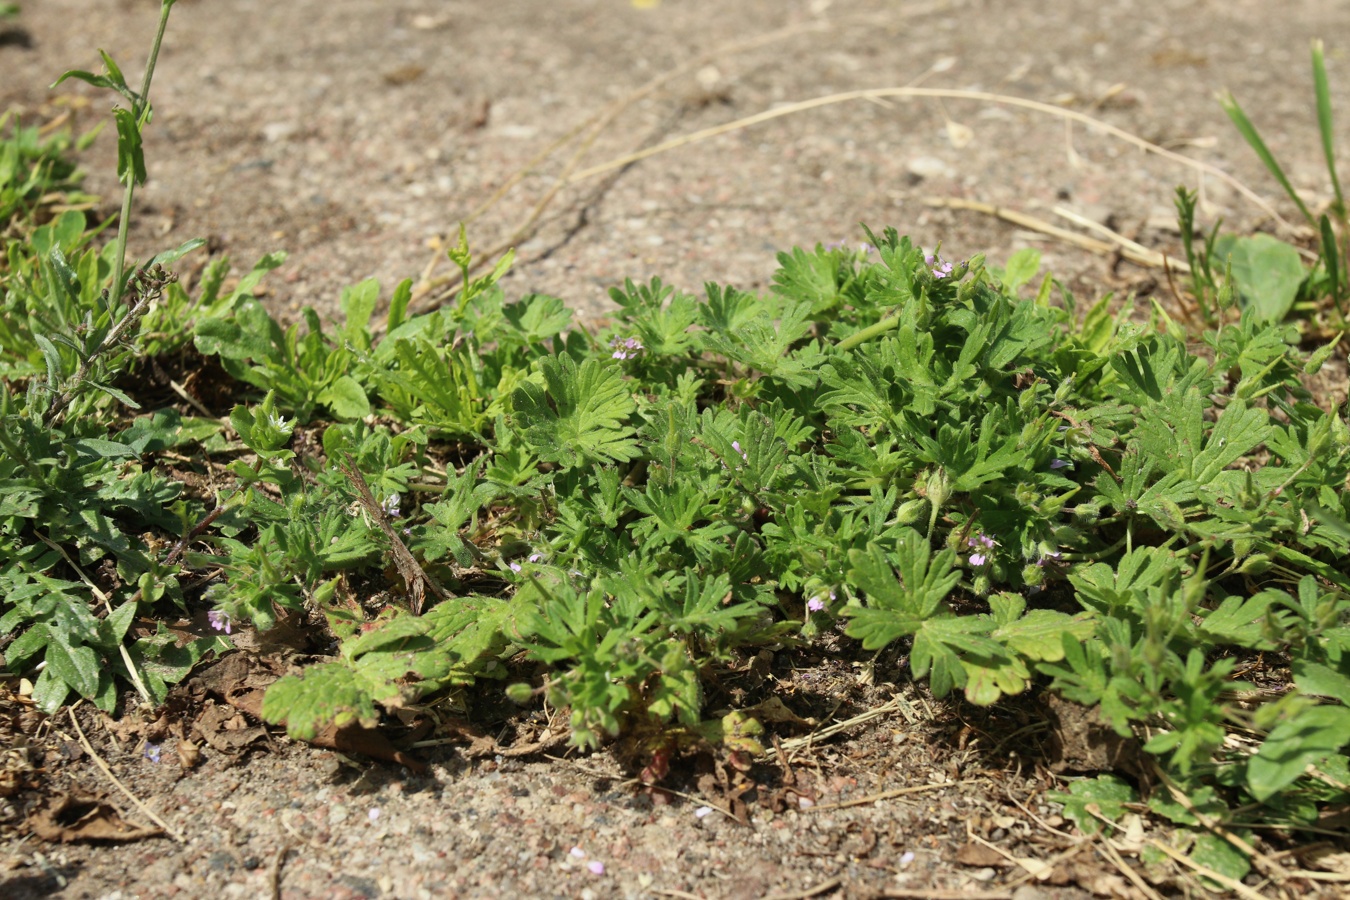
left=925, top=251, right=955, bottom=279
left=508, top=562, right=522, bottom=573
left=1049, top=458, right=1071, bottom=470
left=569, top=847, right=586, bottom=859
left=967, top=533, right=995, bottom=567
left=609, top=336, right=644, bottom=360
left=207, top=609, right=232, bottom=634
left=731, top=440, right=748, bottom=461
left=528, top=552, right=545, bottom=564
left=143, top=743, right=161, bottom=764
left=587, top=861, right=605, bottom=876
left=381, top=492, right=402, bottom=518
left=807, top=596, right=826, bottom=613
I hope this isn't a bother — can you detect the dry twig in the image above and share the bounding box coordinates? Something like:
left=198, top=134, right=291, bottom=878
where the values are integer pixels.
left=268, top=840, right=295, bottom=900
left=762, top=876, right=844, bottom=900
left=338, top=453, right=447, bottom=614
left=878, top=889, right=1012, bottom=900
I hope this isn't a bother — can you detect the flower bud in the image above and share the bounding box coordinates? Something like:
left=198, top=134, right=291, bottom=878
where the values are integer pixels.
left=894, top=497, right=927, bottom=525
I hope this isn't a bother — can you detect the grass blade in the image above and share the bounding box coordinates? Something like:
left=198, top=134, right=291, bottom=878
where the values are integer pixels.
left=1320, top=214, right=1346, bottom=313
left=1311, top=40, right=1345, bottom=219
left=1220, top=90, right=1314, bottom=226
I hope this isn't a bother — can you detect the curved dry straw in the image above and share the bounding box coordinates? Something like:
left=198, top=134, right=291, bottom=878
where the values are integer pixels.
left=562, top=86, right=1283, bottom=222
left=402, top=14, right=838, bottom=318
left=407, top=21, right=1279, bottom=319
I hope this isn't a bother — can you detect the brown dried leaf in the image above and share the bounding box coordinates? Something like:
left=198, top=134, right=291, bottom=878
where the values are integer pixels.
left=956, top=841, right=1011, bottom=867
left=28, top=791, right=162, bottom=844
left=308, top=722, right=427, bottom=774
left=195, top=702, right=268, bottom=754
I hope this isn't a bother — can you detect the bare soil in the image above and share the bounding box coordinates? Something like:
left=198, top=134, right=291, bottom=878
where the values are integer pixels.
left=3, top=1, right=1349, bottom=898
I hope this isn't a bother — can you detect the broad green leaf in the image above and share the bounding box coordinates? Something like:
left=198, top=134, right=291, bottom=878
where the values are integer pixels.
left=1147, top=783, right=1228, bottom=826
left=31, top=666, right=71, bottom=714
left=111, top=106, right=147, bottom=186
left=1191, top=832, right=1252, bottom=887
left=842, top=535, right=960, bottom=649
left=45, top=639, right=101, bottom=701
left=1190, top=399, right=1268, bottom=484
left=318, top=375, right=370, bottom=420
left=1293, top=658, right=1350, bottom=700
left=145, top=237, right=206, bottom=269
left=103, top=599, right=138, bottom=645
left=506, top=294, right=572, bottom=344
left=339, top=278, right=380, bottom=344
left=1199, top=591, right=1281, bottom=649
left=958, top=648, right=1030, bottom=705
left=1247, top=706, right=1350, bottom=801
left=1214, top=233, right=1306, bottom=323
left=73, top=437, right=138, bottom=460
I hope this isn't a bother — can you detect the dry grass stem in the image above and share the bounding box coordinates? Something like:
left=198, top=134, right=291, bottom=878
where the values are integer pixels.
left=772, top=695, right=919, bottom=759
left=36, top=535, right=153, bottom=705
left=1052, top=204, right=1188, bottom=271
left=1147, top=838, right=1272, bottom=900
left=806, top=781, right=960, bottom=812
left=1095, top=836, right=1165, bottom=900
left=923, top=197, right=1191, bottom=273
left=405, top=16, right=835, bottom=317
left=412, top=76, right=1276, bottom=318
left=67, top=706, right=185, bottom=842
left=564, top=86, right=1284, bottom=226
left=1155, top=764, right=1291, bottom=883
left=268, top=840, right=294, bottom=900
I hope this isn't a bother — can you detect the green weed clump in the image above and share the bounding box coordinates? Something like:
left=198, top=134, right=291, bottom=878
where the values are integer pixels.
left=0, top=1, right=1347, bottom=875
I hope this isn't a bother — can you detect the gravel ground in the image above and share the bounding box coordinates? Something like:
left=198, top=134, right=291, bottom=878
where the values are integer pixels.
left=3, top=1, right=1349, bottom=897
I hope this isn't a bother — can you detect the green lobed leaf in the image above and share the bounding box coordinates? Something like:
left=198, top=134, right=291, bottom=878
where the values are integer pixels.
left=261, top=662, right=380, bottom=741
left=510, top=353, right=638, bottom=468
left=1247, top=706, right=1350, bottom=801
left=1049, top=775, right=1137, bottom=835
